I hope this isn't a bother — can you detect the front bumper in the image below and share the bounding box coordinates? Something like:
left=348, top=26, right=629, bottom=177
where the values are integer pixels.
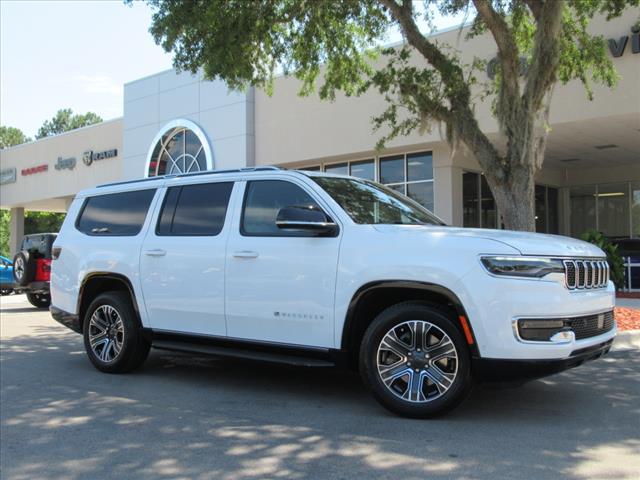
left=473, top=338, right=614, bottom=382
left=50, top=306, right=81, bottom=334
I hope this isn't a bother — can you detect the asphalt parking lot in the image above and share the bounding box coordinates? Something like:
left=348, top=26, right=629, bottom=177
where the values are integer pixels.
left=1, top=294, right=639, bottom=480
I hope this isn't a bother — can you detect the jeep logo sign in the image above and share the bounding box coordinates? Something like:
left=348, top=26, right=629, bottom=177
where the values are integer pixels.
left=83, top=148, right=118, bottom=166
left=54, top=156, right=76, bottom=171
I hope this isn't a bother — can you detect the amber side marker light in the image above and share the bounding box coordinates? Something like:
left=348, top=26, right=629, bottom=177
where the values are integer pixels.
left=458, top=315, right=475, bottom=345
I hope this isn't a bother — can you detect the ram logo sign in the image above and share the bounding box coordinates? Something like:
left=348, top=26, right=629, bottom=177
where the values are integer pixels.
left=83, top=148, right=118, bottom=166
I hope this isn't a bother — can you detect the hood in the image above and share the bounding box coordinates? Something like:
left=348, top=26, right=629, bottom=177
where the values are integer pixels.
left=372, top=225, right=605, bottom=257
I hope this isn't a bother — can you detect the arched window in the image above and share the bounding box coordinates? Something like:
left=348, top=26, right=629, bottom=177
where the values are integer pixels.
left=145, top=120, right=212, bottom=177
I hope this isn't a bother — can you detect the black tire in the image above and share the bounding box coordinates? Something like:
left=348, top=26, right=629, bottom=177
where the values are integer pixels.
left=13, top=251, right=35, bottom=286
left=83, top=291, right=150, bottom=373
left=26, top=292, right=51, bottom=309
left=359, top=302, right=472, bottom=418
left=0, top=289, right=13, bottom=296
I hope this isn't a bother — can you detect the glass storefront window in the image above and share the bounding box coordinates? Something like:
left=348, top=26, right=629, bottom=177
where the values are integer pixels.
left=407, top=182, right=434, bottom=212
left=380, top=155, right=405, bottom=184
left=597, top=183, right=629, bottom=238
left=570, top=185, right=596, bottom=236
left=535, top=185, right=546, bottom=233
left=480, top=175, right=498, bottom=229
left=462, top=172, right=480, bottom=227
left=350, top=160, right=375, bottom=180
left=633, top=182, right=640, bottom=238
left=310, top=151, right=434, bottom=210
left=547, top=187, right=559, bottom=234
left=407, top=152, right=433, bottom=181
left=324, top=163, right=349, bottom=175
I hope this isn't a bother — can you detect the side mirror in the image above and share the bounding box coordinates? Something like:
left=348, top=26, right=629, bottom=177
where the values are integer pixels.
left=276, top=205, right=338, bottom=236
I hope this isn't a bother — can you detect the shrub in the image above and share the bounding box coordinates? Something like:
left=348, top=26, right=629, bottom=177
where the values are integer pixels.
left=580, top=230, right=625, bottom=290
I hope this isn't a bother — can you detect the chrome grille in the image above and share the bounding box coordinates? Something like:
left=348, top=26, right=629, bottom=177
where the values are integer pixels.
left=563, top=259, right=609, bottom=290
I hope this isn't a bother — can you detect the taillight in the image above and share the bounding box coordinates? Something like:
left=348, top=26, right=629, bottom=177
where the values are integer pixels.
left=35, top=259, right=52, bottom=282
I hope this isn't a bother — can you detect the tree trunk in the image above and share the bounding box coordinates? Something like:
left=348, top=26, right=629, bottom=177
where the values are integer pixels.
left=482, top=162, right=537, bottom=232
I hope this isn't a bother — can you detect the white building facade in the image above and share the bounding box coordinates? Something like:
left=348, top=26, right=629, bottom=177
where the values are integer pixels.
left=1, top=11, right=639, bottom=255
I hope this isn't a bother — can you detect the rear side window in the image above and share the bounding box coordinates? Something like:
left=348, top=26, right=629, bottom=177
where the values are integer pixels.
left=156, top=182, right=233, bottom=236
left=77, top=189, right=156, bottom=236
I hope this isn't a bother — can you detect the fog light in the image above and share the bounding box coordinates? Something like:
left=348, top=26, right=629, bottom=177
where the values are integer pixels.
left=550, top=330, right=575, bottom=344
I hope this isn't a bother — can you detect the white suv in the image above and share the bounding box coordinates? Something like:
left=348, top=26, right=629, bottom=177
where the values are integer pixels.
left=50, top=167, right=616, bottom=417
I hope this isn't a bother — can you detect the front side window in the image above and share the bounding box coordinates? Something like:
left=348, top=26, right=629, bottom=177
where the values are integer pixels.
left=77, top=190, right=156, bottom=236
left=157, top=182, right=233, bottom=236
left=312, top=177, right=443, bottom=225
left=242, top=180, right=322, bottom=236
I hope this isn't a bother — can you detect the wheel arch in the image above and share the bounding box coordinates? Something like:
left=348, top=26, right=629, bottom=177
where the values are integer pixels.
left=341, top=281, right=479, bottom=367
left=77, top=273, right=142, bottom=331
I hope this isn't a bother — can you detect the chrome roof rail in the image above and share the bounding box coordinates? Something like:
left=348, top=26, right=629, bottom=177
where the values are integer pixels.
left=97, top=166, right=284, bottom=188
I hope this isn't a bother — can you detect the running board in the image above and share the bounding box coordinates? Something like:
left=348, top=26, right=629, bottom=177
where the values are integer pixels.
left=149, top=333, right=339, bottom=368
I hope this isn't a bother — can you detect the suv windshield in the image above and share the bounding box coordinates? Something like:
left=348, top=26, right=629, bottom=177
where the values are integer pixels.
left=312, top=176, right=444, bottom=225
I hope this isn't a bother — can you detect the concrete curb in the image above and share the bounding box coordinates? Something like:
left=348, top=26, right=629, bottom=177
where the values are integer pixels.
left=612, top=330, right=640, bottom=351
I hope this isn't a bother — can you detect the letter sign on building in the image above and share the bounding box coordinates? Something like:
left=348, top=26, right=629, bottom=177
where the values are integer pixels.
left=21, top=164, right=48, bottom=176
left=0, top=167, right=17, bottom=185
left=83, top=148, right=118, bottom=166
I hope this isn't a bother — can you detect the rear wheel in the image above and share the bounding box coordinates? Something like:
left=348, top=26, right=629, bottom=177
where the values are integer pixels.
left=26, top=292, right=51, bottom=309
left=360, top=302, right=472, bottom=418
left=83, top=292, right=150, bottom=373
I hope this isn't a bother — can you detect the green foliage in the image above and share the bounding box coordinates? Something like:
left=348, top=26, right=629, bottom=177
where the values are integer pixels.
left=0, top=210, right=9, bottom=258
left=36, top=108, right=103, bottom=139
left=24, top=212, right=66, bottom=236
left=0, top=126, right=31, bottom=149
left=136, top=0, right=639, bottom=230
left=0, top=210, right=65, bottom=258
left=580, top=229, right=625, bottom=289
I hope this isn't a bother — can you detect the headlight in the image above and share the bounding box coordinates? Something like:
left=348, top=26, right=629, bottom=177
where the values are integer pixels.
left=480, top=256, right=565, bottom=278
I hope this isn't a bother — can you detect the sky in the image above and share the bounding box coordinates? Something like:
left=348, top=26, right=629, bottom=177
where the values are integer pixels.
left=0, top=0, right=468, bottom=139
left=1, top=0, right=173, bottom=138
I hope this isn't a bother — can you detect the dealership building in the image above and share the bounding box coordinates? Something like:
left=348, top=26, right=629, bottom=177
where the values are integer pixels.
left=1, top=11, right=638, bottom=255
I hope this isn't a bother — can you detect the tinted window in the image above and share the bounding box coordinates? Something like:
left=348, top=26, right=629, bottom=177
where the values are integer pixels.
left=77, top=190, right=155, bottom=236
left=157, top=182, right=233, bottom=236
left=313, top=177, right=442, bottom=225
left=242, top=180, right=322, bottom=236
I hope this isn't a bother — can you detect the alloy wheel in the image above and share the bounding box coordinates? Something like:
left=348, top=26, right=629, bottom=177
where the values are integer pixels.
left=14, top=257, right=24, bottom=281
left=88, top=305, right=125, bottom=363
left=376, top=320, right=458, bottom=403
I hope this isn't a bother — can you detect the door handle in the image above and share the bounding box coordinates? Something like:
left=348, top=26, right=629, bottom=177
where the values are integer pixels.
left=233, top=250, right=259, bottom=259
left=144, top=249, right=166, bottom=257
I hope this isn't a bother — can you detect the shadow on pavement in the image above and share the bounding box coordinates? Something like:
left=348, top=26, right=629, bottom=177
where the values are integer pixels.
left=1, top=320, right=639, bottom=480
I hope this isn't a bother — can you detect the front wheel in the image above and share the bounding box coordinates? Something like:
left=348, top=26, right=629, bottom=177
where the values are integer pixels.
left=83, top=292, right=150, bottom=373
left=360, top=302, right=472, bottom=418
left=26, top=292, right=51, bottom=309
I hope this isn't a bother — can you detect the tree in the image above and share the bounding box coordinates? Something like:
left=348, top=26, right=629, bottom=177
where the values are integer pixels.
left=139, top=0, right=638, bottom=231
left=0, top=126, right=31, bottom=149
left=36, top=108, right=102, bottom=139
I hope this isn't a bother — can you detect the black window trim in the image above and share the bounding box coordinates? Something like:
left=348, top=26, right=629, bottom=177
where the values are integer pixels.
left=154, top=181, right=234, bottom=237
left=75, top=188, right=157, bottom=237
left=239, top=179, right=340, bottom=238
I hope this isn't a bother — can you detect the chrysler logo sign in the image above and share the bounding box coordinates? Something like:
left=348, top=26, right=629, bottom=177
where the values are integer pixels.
left=0, top=167, right=17, bottom=185
left=83, top=148, right=118, bottom=166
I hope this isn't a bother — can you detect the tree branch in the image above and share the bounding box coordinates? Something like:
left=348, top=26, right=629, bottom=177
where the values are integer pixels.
left=523, top=0, right=565, bottom=110
left=472, top=0, right=520, bottom=98
left=524, top=0, right=544, bottom=21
